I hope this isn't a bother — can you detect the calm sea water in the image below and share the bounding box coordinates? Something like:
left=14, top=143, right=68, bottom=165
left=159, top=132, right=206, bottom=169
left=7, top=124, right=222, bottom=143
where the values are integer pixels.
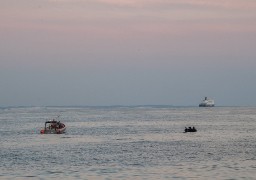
left=0, top=106, right=256, bottom=180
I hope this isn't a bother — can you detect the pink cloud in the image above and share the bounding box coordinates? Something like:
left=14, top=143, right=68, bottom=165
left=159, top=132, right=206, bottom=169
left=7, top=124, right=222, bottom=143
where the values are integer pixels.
left=94, top=0, right=256, bottom=10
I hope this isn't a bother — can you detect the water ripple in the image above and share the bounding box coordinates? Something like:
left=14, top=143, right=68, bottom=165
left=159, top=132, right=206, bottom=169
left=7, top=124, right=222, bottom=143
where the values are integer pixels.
left=1, top=107, right=256, bottom=179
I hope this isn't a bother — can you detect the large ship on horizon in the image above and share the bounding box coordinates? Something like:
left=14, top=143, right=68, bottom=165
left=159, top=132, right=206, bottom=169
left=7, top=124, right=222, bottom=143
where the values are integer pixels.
left=199, top=97, right=215, bottom=107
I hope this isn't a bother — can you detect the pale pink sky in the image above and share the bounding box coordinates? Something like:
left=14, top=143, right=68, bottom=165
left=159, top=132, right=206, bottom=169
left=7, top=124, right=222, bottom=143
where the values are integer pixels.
left=1, top=0, right=256, bottom=106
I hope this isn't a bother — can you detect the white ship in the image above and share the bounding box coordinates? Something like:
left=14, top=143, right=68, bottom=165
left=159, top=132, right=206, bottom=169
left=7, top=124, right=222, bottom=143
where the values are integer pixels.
left=199, top=97, right=214, bottom=107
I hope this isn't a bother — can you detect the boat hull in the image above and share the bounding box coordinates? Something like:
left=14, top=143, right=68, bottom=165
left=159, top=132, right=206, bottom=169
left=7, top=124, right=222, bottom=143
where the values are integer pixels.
left=199, top=104, right=215, bottom=107
left=184, top=127, right=197, bottom=133
left=40, top=123, right=66, bottom=134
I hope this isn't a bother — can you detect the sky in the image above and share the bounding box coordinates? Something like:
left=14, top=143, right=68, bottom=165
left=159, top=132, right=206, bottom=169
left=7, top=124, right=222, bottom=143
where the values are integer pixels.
left=1, top=0, right=256, bottom=106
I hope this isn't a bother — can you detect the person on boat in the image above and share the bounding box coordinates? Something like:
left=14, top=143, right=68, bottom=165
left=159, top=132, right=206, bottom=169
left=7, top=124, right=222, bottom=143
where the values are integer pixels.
left=185, top=127, right=188, bottom=132
left=192, top=127, right=196, bottom=131
left=51, top=120, right=57, bottom=129
left=56, top=121, right=59, bottom=128
left=59, top=122, right=63, bottom=129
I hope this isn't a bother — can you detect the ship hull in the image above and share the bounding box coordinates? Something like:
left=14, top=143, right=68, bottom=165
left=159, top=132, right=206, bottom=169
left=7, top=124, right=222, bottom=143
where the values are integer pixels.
left=199, top=104, right=215, bottom=107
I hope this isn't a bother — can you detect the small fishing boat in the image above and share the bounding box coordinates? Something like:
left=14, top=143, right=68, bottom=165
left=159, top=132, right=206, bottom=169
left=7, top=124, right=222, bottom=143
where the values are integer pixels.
left=40, top=120, right=66, bottom=134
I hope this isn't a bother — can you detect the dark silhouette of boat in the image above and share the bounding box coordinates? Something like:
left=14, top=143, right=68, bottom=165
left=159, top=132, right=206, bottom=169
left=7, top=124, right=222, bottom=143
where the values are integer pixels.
left=184, top=127, right=197, bottom=133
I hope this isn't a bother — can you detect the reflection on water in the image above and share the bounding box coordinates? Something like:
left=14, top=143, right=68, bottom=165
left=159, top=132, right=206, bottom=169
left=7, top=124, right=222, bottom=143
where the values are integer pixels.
left=0, top=107, right=256, bottom=179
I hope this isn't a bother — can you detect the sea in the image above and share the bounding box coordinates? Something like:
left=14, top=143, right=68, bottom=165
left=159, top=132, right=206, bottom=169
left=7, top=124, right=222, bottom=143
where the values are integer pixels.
left=0, top=106, right=256, bottom=180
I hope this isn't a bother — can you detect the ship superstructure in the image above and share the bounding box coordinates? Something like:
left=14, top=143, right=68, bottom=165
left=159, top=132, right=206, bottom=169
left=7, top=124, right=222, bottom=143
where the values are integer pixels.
left=199, top=97, right=214, bottom=107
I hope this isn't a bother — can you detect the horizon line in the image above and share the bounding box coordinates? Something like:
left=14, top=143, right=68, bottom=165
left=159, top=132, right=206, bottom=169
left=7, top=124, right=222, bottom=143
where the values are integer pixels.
left=0, top=104, right=254, bottom=109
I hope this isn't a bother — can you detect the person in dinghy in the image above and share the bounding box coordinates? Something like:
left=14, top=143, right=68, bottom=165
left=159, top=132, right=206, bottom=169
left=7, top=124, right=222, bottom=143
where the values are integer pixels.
left=184, top=126, right=197, bottom=133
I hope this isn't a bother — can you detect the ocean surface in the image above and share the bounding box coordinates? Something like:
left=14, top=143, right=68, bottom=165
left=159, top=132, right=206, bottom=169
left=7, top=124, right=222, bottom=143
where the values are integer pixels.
left=0, top=106, right=256, bottom=180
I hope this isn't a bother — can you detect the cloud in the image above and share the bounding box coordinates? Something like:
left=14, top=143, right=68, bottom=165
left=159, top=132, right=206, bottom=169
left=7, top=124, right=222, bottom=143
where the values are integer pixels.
left=34, top=0, right=256, bottom=11
left=90, top=0, right=256, bottom=10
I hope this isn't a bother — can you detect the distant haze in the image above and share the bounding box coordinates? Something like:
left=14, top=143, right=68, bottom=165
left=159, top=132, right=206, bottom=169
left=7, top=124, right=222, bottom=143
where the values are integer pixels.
left=1, top=0, right=256, bottom=106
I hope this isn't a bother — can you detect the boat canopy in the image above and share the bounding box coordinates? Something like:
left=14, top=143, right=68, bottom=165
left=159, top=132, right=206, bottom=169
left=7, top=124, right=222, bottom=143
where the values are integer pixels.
left=45, top=120, right=58, bottom=124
